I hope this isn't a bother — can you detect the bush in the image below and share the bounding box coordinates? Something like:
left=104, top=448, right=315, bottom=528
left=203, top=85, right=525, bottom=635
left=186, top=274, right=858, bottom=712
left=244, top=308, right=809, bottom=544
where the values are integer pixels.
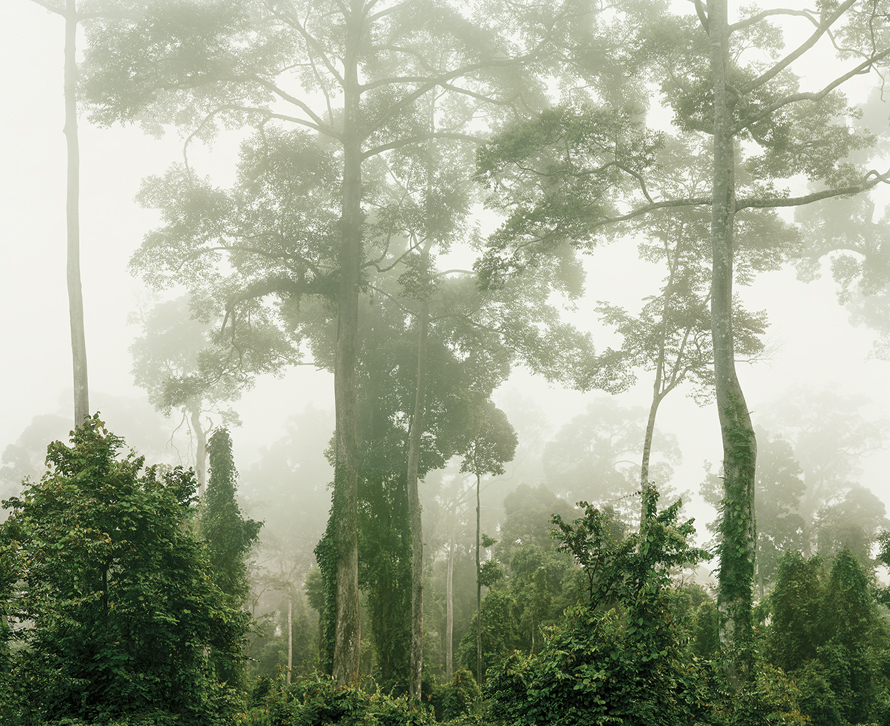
left=0, top=417, right=246, bottom=725
left=431, top=669, right=482, bottom=722
left=242, top=674, right=435, bottom=726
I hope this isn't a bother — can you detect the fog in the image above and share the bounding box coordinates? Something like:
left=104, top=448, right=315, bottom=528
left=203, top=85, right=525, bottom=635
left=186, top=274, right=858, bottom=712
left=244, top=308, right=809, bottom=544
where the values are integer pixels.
left=2, top=0, right=890, bottom=555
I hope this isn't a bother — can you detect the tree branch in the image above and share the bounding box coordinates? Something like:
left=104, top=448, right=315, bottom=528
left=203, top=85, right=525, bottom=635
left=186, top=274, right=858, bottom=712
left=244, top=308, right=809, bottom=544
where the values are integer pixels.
left=739, top=0, right=857, bottom=94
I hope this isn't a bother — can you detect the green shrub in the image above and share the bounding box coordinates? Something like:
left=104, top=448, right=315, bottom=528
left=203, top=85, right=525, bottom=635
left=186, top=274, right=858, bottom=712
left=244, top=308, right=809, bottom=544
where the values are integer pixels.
left=0, top=418, right=246, bottom=725
left=242, top=674, right=435, bottom=726
left=431, top=669, right=482, bottom=722
left=724, top=662, right=809, bottom=726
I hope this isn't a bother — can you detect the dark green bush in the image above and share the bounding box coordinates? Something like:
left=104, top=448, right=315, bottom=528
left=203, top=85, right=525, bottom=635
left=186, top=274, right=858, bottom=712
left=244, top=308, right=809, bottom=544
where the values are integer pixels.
left=242, top=674, right=435, bottom=726
left=0, top=417, right=246, bottom=725
left=431, top=669, right=481, bottom=722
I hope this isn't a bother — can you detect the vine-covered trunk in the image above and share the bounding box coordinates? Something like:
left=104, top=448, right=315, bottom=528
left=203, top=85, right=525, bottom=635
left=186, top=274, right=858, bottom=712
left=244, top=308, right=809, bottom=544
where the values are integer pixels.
left=406, top=287, right=430, bottom=698
left=65, top=0, right=89, bottom=425
left=708, top=0, right=756, bottom=688
left=331, top=0, right=363, bottom=685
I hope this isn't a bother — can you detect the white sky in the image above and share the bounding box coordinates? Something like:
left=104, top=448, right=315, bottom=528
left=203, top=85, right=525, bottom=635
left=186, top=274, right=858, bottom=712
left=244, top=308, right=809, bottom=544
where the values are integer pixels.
left=2, top=0, right=890, bottom=538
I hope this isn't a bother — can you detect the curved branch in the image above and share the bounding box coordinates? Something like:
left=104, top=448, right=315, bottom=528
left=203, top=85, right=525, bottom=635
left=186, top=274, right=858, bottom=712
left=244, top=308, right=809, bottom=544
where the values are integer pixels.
left=739, top=0, right=857, bottom=94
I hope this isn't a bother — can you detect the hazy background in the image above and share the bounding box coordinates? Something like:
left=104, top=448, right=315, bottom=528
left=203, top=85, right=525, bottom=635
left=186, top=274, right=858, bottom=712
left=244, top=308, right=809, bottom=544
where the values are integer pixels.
left=3, top=0, right=890, bottom=549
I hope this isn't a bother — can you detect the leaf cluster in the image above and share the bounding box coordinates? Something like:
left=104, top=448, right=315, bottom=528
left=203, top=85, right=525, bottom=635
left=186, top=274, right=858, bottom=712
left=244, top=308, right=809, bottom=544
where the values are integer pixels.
left=0, top=417, right=246, bottom=724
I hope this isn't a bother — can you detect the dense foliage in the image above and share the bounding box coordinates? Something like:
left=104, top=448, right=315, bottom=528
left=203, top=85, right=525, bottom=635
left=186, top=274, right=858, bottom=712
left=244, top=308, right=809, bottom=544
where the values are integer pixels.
left=0, top=418, right=247, bottom=725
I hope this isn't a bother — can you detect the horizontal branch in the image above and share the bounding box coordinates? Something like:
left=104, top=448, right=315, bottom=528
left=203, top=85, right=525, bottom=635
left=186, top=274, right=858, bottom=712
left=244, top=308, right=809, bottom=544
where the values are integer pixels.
left=362, top=131, right=489, bottom=159
left=735, top=169, right=890, bottom=210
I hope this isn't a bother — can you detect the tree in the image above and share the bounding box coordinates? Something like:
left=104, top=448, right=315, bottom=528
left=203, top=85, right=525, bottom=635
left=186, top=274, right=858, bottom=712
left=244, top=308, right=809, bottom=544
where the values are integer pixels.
left=542, top=397, right=682, bottom=523
left=461, top=399, right=517, bottom=683
left=814, top=486, right=888, bottom=567
left=130, top=295, right=244, bottom=492
left=759, top=386, right=889, bottom=530
left=486, top=489, right=710, bottom=726
left=81, top=0, right=540, bottom=682
left=766, top=548, right=890, bottom=725
left=27, top=0, right=102, bottom=423
left=0, top=417, right=244, bottom=724
left=476, top=0, right=890, bottom=681
left=200, top=428, right=261, bottom=688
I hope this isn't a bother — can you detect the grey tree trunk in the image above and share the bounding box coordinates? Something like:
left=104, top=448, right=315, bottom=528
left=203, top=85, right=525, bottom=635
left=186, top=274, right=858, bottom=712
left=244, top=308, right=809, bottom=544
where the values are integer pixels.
left=406, top=286, right=430, bottom=699
left=331, top=0, right=363, bottom=685
left=189, top=403, right=207, bottom=495
left=287, top=595, right=293, bottom=685
left=445, top=531, right=455, bottom=681
left=708, top=0, right=756, bottom=688
left=475, top=472, right=482, bottom=684
left=64, top=0, right=89, bottom=425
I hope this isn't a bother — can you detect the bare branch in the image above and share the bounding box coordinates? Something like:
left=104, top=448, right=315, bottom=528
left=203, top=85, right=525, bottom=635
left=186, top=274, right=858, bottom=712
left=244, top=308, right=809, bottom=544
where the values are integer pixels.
left=739, top=0, right=857, bottom=94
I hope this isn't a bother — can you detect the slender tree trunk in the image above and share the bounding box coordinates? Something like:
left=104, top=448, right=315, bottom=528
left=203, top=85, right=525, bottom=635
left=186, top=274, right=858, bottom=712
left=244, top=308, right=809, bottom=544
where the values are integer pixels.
left=189, top=403, right=207, bottom=495
left=331, top=0, right=363, bottom=685
left=708, top=0, right=756, bottom=688
left=639, top=390, right=663, bottom=526
left=475, top=472, right=482, bottom=684
left=64, top=0, right=89, bottom=425
left=406, top=277, right=430, bottom=699
left=287, top=595, right=293, bottom=684
left=445, top=531, right=455, bottom=681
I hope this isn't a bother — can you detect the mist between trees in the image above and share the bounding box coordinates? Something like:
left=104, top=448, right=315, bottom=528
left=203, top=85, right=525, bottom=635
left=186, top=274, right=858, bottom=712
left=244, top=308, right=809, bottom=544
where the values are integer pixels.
left=5, top=0, right=890, bottom=723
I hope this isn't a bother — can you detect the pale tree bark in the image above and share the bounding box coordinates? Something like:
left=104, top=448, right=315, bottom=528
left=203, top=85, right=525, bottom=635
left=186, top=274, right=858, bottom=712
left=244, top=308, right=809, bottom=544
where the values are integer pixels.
left=406, top=255, right=431, bottom=699
left=445, top=530, right=456, bottom=681
left=331, top=0, right=363, bottom=685
left=64, top=0, right=89, bottom=424
left=475, top=471, right=482, bottom=684
left=188, top=403, right=207, bottom=495
left=287, top=595, right=293, bottom=684
left=707, top=0, right=756, bottom=688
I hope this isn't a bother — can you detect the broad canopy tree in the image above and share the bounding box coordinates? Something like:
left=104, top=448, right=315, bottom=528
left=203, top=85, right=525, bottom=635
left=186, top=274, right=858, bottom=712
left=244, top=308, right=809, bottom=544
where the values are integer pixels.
left=80, top=0, right=539, bottom=684
left=474, top=0, right=890, bottom=683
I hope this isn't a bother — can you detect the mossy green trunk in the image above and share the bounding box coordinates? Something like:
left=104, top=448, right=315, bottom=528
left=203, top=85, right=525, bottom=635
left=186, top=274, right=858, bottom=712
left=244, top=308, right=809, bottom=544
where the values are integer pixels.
left=708, top=0, right=756, bottom=688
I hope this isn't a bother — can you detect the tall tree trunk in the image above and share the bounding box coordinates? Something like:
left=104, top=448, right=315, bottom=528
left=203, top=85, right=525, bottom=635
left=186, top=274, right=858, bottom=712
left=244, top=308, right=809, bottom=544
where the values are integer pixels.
left=708, top=0, right=756, bottom=689
left=406, top=277, right=430, bottom=699
left=189, top=403, right=207, bottom=495
left=445, top=531, right=455, bottom=681
left=64, top=0, right=89, bottom=425
left=475, top=471, right=482, bottom=685
left=287, top=595, right=293, bottom=684
left=331, top=0, right=363, bottom=685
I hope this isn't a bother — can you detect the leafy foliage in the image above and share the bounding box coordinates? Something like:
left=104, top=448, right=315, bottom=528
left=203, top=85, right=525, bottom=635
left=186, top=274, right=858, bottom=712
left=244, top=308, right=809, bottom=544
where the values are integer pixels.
left=765, top=548, right=890, bottom=725
left=201, top=428, right=262, bottom=688
left=486, top=489, right=710, bottom=726
left=0, top=417, right=244, bottom=725
left=243, top=673, right=436, bottom=726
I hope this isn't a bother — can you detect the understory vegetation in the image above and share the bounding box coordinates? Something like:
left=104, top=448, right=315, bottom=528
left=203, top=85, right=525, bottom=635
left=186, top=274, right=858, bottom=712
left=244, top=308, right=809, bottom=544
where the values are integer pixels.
left=3, top=422, right=890, bottom=725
